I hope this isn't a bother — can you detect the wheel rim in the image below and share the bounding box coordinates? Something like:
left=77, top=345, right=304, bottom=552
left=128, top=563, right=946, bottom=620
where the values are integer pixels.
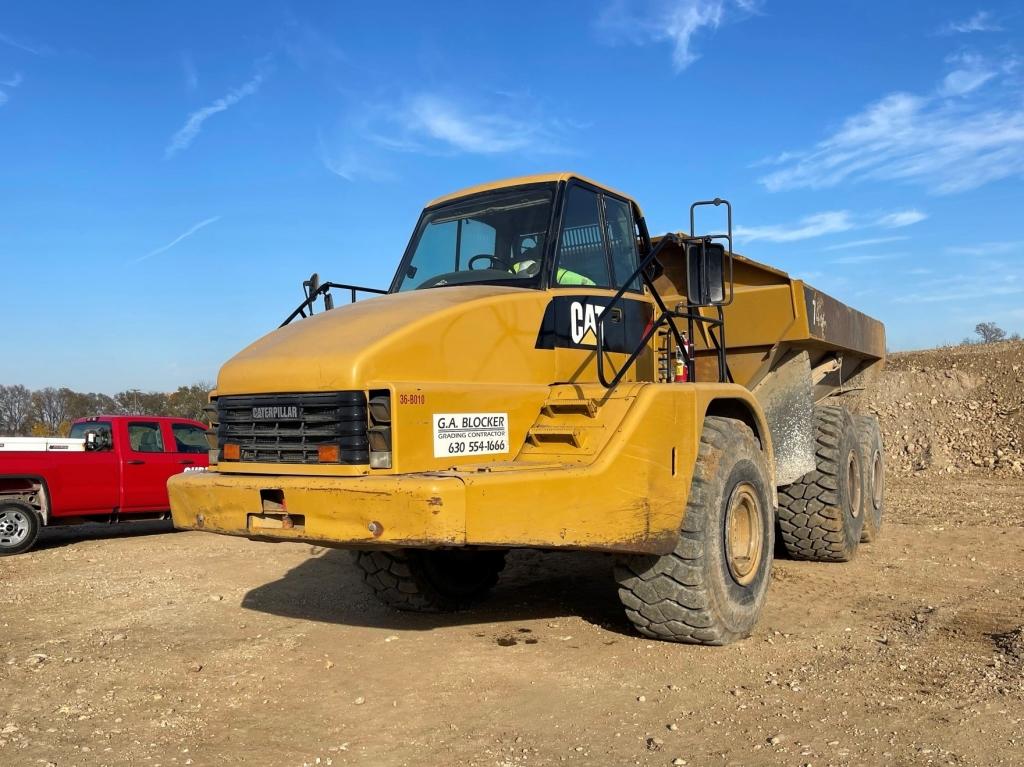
left=848, top=450, right=862, bottom=519
left=725, top=482, right=764, bottom=587
left=871, top=449, right=883, bottom=510
left=0, top=509, right=31, bottom=547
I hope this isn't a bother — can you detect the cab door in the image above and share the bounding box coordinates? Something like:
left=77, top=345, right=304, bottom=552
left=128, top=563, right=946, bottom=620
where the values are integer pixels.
left=49, top=420, right=119, bottom=518
left=540, top=182, right=654, bottom=384
left=120, top=420, right=180, bottom=512
left=167, top=421, right=210, bottom=471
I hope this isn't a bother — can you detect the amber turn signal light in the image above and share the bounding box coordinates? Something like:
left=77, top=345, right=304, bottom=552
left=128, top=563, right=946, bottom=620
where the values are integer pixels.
left=318, top=444, right=340, bottom=463
left=222, top=443, right=240, bottom=461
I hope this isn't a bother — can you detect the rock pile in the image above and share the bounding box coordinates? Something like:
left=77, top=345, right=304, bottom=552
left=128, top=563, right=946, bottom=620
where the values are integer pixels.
left=857, top=340, right=1024, bottom=476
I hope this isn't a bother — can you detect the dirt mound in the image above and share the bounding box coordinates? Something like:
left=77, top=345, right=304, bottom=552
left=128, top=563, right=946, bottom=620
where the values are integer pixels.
left=858, top=340, right=1024, bottom=476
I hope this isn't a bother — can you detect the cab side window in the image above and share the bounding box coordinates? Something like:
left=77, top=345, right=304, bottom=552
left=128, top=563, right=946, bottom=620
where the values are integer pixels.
left=128, top=422, right=165, bottom=453
left=555, top=186, right=611, bottom=288
left=171, top=424, right=208, bottom=454
left=68, top=421, right=113, bottom=450
left=603, top=196, right=641, bottom=291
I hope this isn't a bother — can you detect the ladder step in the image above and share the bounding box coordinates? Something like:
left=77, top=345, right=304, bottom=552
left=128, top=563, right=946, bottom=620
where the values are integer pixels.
left=541, top=398, right=599, bottom=418
left=526, top=425, right=583, bottom=448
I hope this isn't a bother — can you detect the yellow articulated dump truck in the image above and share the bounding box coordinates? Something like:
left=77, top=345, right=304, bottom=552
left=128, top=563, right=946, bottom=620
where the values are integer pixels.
left=170, top=173, right=886, bottom=645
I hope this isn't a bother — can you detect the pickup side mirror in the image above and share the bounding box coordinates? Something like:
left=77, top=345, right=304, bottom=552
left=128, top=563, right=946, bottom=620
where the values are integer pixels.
left=685, top=240, right=727, bottom=306
left=84, top=430, right=111, bottom=451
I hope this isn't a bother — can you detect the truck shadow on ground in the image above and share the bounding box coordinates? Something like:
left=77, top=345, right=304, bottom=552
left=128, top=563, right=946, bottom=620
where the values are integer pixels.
left=36, top=520, right=176, bottom=551
left=241, top=548, right=638, bottom=636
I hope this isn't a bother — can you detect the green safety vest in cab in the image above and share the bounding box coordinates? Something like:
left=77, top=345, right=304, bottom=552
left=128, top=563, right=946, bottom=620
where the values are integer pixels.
left=511, top=260, right=596, bottom=286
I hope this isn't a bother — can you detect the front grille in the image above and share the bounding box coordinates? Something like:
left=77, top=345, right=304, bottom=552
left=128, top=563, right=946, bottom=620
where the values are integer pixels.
left=217, top=392, right=368, bottom=464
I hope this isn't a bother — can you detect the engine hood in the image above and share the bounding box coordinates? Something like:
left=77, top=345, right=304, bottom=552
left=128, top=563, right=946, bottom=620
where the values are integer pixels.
left=216, top=285, right=555, bottom=394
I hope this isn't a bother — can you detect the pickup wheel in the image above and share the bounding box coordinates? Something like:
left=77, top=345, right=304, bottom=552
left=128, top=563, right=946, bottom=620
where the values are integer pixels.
left=777, top=405, right=865, bottom=561
left=0, top=501, right=41, bottom=556
left=355, top=548, right=507, bottom=612
left=614, top=416, right=774, bottom=645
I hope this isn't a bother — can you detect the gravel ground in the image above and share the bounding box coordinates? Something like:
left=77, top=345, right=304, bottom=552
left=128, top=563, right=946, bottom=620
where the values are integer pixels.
left=2, top=472, right=1023, bottom=767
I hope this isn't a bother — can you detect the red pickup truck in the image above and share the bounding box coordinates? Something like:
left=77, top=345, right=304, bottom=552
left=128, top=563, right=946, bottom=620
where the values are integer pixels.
left=0, top=415, right=209, bottom=555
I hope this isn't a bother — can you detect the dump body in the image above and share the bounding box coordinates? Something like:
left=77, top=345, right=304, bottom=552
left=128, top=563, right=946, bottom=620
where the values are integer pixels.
left=169, top=173, right=884, bottom=555
left=651, top=242, right=885, bottom=393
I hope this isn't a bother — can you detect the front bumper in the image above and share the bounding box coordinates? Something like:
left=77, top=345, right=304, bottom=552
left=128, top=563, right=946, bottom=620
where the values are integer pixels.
left=168, top=470, right=466, bottom=548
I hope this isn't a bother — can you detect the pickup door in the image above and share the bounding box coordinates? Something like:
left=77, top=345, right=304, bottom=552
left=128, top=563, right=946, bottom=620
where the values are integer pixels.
left=119, top=420, right=185, bottom=512
left=49, top=420, right=119, bottom=517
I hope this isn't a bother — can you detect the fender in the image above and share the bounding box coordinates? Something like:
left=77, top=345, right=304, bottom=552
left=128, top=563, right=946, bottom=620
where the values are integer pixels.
left=0, top=474, right=51, bottom=525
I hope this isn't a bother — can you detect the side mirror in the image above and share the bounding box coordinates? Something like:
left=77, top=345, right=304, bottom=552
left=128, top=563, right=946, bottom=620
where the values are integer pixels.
left=304, top=272, right=320, bottom=299
left=85, top=432, right=97, bottom=450
left=685, top=240, right=727, bottom=306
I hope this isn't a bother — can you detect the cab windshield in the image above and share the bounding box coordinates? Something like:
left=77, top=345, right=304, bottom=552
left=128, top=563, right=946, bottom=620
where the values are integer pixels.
left=393, top=188, right=554, bottom=292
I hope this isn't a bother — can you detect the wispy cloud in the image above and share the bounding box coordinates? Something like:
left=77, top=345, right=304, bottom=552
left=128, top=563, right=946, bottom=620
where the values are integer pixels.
left=940, top=52, right=997, bottom=96
left=823, top=235, right=910, bottom=251
left=894, top=271, right=1023, bottom=303
left=317, top=132, right=395, bottom=183
left=596, top=0, right=759, bottom=72
left=939, top=11, right=1002, bottom=35
left=0, top=71, right=23, bottom=107
left=737, top=206, right=927, bottom=245
left=0, top=31, right=52, bottom=55
left=735, top=211, right=854, bottom=243
left=877, top=209, right=928, bottom=228
left=165, top=72, right=264, bottom=158
left=337, top=91, right=569, bottom=175
left=406, top=94, right=544, bottom=154
left=132, top=217, right=221, bottom=264
left=946, top=240, right=1023, bottom=256
left=834, top=251, right=907, bottom=265
left=756, top=54, right=1024, bottom=194
left=180, top=51, right=198, bottom=93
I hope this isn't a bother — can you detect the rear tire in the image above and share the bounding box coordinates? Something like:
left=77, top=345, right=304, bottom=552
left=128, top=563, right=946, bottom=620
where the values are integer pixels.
left=777, top=405, right=864, bottom=562
left=355, top=548, right=506, bottom=612
left=0, top=501, right=41, bottom=556
left=856, top=414, right=885, bottom=542
left=614, top=416, right=774, bottom=645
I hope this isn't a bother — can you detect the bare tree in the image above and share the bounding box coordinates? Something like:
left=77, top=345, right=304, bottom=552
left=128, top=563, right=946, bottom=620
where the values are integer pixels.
left=0, top=384, right=34, bottom=435
left=975, top=322, right=1007, bottom=343
left=3, top=381, right=213, bottom=434
left=115, top=389, right=169, bottom=416
left=167, top=382, right=214, bottom=421
left=31, top=387, right=73, bottom=435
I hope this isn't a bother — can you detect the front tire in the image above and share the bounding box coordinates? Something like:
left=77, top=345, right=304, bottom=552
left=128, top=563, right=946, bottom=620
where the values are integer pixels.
left=615, top=416, right=774, bottom=645
left=355, top=548, right=506, bottom=612
left=0, top=501, right=41, bottom=556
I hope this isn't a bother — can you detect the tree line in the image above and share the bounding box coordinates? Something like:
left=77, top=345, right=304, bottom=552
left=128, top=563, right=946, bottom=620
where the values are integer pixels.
left=0, top=383, right=213, bottom=437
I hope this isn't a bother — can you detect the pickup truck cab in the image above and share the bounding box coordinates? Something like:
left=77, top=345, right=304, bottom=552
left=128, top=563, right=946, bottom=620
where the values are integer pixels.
left=0, top=415, right=209, bottom=555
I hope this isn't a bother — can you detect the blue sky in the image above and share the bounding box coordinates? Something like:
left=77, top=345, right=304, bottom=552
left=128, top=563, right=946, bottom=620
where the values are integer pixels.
left=1, top=1, right=1022, bottom=392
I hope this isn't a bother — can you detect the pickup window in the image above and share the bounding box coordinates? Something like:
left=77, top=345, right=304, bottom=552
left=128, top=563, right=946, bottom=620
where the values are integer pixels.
left=172, top=423, right=207, bottom=454
left=68, top=420, right=113, bottom=448
left=128, top=422, right=165, bottom=453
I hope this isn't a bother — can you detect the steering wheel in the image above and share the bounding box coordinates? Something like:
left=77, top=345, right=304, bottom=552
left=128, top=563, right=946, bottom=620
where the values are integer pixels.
left=468, top=253, right=512, bottom=271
